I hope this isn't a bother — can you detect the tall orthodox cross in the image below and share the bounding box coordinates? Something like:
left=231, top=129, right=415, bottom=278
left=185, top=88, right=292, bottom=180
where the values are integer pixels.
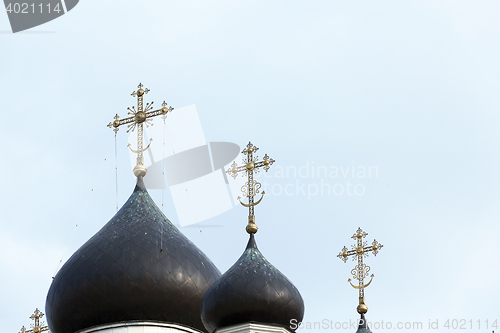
left=227, top=142, right=275, bottom=234
left=107, top=83, right=174, bottom=177
left=19, top=308, right=50, bottom=333
left=337, top=227, right=383, bottom=314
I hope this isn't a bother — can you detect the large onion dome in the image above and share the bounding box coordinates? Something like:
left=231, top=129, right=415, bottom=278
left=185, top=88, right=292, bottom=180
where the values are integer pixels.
left=46, top=178, right=221, bottom=333
left=200, top=233, right=304, bottom=333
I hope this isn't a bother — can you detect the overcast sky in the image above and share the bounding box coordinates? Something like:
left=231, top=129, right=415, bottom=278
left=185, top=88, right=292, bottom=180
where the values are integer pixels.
left=1, top=1, right=500, bottom=332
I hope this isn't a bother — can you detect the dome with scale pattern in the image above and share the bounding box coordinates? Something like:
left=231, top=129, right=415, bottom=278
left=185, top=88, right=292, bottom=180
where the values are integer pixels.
left=200, top=233, right=304, bottom=333
left=46, top=177, right=221, bottom=333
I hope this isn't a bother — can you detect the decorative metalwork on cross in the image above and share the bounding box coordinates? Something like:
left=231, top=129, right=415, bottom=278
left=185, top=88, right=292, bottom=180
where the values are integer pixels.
left=226, top=142, right=275, bottom=234
left=107, top=83, right=174, bottom=177
left=337, top=227, right=383, bottom=314
left=19, top=308, right=50, bottom=333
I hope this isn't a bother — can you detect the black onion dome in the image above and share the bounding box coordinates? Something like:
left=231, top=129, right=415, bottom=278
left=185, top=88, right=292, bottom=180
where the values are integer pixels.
left=46, top=178, right=221, bottom=333
left=201, top=234, right=304, bottom=333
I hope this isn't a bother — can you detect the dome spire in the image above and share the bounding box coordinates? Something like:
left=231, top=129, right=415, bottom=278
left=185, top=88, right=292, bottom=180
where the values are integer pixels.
left=226, top=141, right=275, bottom=234
left=107, top=83, right=174, bottom=177
left=356, top=313, right=373, bottom=333
left=338, top=227, right=383, bottom=332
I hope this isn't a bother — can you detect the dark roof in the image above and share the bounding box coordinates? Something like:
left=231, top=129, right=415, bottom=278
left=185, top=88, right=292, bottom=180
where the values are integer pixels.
left=46, top=178, right=221, bottom=333
left=200, top=234, right=304, bottom=333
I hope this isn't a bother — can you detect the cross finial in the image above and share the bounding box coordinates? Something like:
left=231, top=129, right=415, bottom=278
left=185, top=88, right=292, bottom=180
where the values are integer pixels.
left=107, top=84, right=174, bottom=178
left=338, top=227, right=383, bottom=314
left=20, top=309, right=50, bottom=333
left=226, top=142, right=275, bottom=234
left=161, top=101, right=173, bottom=121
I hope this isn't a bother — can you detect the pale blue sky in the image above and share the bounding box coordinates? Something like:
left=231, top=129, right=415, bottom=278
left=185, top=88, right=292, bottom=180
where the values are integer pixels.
left=1, top=1, right=500, bottom=332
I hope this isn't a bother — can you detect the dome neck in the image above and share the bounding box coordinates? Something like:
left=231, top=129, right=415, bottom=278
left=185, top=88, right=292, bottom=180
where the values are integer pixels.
left=245, top=233, right=258, bottom=250
left=134, top=175, right=146, bottom=191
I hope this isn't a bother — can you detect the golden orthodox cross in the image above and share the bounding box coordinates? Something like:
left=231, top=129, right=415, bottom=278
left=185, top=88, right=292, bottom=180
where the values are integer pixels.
left=338, top=227, right=383, bottom=314
left=226, top=142, right=275, bottom=234
left=19, top=308, right=50, bottom=333
left=107, top=83, right=174, bottom=177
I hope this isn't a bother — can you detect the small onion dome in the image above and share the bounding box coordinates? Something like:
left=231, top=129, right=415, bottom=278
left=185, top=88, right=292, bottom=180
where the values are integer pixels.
left=46, top=178, right=221, bottom=333
left=201, top=234, right=304, bottom=333
left=356, top=314, right=373, bottom=333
